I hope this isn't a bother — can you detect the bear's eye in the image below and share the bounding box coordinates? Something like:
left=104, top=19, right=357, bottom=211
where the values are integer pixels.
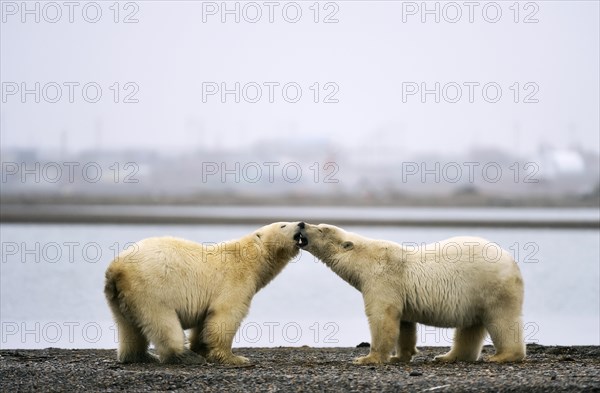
left=280, top=224, right=287, bottom=228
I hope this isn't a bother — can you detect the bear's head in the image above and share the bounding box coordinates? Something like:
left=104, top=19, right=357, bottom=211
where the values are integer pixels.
left=251, top=221, right=303, bottom=263
left=294, top=222, right=365, bottom=289
left=293, top=222, right=355, bottom=262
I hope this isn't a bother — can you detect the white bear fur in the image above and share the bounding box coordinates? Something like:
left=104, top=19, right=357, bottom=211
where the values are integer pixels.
left=297, top=223, right=526, bottom=363
left=105, top=222, right=300, bottom=365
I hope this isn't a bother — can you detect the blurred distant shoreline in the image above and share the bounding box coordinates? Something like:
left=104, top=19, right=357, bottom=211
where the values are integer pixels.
left=1, top=195, right=598, bottom=228
left=3, top=145, right=599, bottom=212
left=2, top=190, right=599, bottom=208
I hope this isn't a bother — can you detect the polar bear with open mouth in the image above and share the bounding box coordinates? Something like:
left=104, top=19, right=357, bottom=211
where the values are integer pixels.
left=105, top=222, right=301, bottom=365
left=294, top=222, right=525, bottom=363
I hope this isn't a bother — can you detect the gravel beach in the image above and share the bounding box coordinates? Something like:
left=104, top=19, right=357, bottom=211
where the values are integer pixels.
left=1, top=345, right=599, bottom=392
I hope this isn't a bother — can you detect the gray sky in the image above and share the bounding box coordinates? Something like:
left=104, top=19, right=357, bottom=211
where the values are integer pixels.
left=1, top=1, right=599, bottom=155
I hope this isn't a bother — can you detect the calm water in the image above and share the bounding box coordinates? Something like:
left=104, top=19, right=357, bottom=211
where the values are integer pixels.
left=1, top=209, right=599, bottom=349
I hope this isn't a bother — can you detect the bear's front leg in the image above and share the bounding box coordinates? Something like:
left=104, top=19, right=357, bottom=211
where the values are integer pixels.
left=202, top=305, right=250, bottom=365
left=354, top=301, right=401, bottom=365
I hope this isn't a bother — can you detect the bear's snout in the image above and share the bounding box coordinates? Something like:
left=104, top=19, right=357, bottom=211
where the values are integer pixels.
left=298, top=222, right=306, bottom=229
left=293, top=226, right=308, bottom=248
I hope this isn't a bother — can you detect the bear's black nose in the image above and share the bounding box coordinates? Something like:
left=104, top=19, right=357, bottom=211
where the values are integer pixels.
left=298, top=222, right=305, bottom=229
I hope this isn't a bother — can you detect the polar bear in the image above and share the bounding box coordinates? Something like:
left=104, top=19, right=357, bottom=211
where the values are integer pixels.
left=105, top=222, right=301, bottom=365
left=294, top=222, right=525, bottom=363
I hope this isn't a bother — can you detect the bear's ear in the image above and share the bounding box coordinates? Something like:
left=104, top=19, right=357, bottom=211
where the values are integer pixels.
left=342, top=241, right=354, bottom=250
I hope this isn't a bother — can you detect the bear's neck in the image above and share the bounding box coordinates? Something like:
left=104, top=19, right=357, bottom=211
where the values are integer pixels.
left=252, top=241, right=297, bottom=293
left=321, top=255, right=363, bottom=291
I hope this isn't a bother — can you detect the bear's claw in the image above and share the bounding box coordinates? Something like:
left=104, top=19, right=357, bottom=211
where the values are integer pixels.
left=353, top=355, right=386, bottom=365
left=163, top=349, right=207, bottom=365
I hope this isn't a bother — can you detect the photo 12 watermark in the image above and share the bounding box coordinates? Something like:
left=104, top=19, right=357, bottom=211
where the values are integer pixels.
left=417, top=321, right=539, bottom=346
left=201, top=82, right=339, bottom=104
left=1, top=241, right=131, bottom=264
left=201, top=161, right=340, bottom=184
left=401, top=82, right=539, bottom=104
left=0, top=320, right=341, bottom=346
left=400, top=2, right=540, bottom=24
left=1, top=1, right=140, bottom=24
left=2, top=82, right=140, bottom=104
left=201, top=1, right=340, bottom=24
left=1, top=161, right=140, bottom=184
left=211, top=321, right=340, bottom=345
left=400, top=240, right=540, bottom=264
left=400, top=161, right=540, bottom=184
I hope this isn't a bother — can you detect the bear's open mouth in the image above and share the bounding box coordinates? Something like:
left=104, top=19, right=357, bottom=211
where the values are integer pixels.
left=294, top=232, right=308, bottom=248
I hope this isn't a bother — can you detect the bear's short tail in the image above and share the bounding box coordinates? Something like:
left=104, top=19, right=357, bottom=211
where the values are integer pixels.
left=105, top=267, right=134, bottom=329
left=104, top=267, right=123, bottom=308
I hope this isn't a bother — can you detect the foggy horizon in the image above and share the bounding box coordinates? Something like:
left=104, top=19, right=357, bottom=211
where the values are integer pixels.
left=2, top=1, right=599, bottom=156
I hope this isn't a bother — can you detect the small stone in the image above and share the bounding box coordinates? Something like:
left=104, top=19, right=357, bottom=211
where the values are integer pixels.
left=409, top=371, right=423, bottom=376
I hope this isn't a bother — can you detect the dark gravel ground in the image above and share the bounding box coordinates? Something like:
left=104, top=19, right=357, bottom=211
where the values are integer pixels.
left=1, top=344, right=599, bottom=392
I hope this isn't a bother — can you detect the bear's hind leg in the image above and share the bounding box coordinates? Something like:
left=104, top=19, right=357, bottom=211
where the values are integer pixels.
left=108, top=302, right=156, bottom=363
left=140, top=309, right=205, bottom=365
left=434, top=324, right=486, bottom=362
left=486, top=317, right=526, bottom=363
left=391, top=321, right=418, bottom=363
left=190, top=326, right=209, bottom=357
